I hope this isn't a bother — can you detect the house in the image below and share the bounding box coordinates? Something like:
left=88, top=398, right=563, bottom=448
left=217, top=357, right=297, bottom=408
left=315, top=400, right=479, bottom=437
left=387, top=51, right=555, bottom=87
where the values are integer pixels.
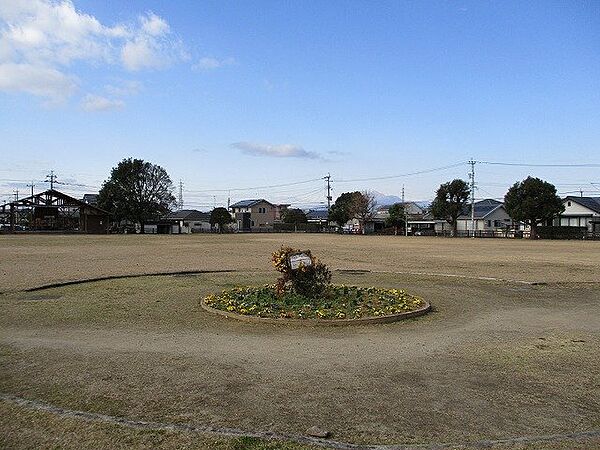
left=151, top=209, right=211, bottom=234
left=455, top=199, right=512, bottom=233
left=81, top=194, right=99, bottom=206
left=403, top=201, right=427, bottom=219
left=229, top=199, right=288, bottom=231
left=306, top=209, right=329, bottom=224
left=553, top=196, right=600, bottom=232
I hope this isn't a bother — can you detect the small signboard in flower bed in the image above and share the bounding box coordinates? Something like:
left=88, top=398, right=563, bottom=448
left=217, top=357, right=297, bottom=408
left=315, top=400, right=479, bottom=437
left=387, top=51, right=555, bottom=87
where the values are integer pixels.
left=289, top=253, right=312, bottom=270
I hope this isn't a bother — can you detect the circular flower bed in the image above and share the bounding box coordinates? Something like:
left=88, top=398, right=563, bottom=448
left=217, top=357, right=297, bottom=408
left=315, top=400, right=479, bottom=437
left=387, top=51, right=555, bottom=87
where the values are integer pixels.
left=202, top=284, right=426, bottom=320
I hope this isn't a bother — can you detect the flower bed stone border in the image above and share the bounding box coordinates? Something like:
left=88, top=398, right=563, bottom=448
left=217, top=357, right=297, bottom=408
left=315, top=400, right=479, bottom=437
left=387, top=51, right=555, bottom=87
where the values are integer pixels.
left=200, top=297, right=431, bottom=326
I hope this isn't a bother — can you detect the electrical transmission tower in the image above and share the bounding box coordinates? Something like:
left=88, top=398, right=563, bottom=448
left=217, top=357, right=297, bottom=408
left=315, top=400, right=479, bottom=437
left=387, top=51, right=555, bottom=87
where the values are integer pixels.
left=178, top=180, right=184, bottom=209
left=46, top=170, right=57, bottom=190
left=468, top=159, right=476, bottom=237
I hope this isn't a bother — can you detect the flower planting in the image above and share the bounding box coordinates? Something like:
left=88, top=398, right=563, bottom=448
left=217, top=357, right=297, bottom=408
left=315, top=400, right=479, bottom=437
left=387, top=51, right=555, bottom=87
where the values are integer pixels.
left=202, top=247, right=426, bottom=321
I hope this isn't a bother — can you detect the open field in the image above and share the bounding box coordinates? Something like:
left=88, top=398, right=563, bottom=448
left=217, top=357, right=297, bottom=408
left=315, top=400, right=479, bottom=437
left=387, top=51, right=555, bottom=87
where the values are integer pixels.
left=2, top=234, right=600, bottom=291
left=1, top=234, right=600, bottom=449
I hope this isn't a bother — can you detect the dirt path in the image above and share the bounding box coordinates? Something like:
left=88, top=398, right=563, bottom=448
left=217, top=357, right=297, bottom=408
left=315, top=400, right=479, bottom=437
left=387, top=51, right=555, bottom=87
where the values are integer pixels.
left=1, top=273, right=599, bottom=448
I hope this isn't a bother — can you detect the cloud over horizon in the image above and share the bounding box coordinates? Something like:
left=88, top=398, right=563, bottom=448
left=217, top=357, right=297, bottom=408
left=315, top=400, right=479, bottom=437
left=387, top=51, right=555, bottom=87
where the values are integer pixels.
left=231, top=142, right=320, bottom=159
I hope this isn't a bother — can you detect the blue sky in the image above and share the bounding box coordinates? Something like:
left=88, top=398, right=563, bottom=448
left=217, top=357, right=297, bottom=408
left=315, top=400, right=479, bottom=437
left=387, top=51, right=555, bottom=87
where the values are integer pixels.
left=1, top=0, right=599, bottom=209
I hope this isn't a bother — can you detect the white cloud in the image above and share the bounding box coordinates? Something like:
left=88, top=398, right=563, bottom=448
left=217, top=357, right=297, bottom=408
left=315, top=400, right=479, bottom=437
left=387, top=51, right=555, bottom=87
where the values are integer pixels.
left=232, top=142, right=320, bottom=160
left=0, top=62, right=77, bottom=102
left=141, top=12, right=169, bottom=36
left=104, top=80, right=142, bottom=97
left=0, top=1, right=186, bottom=102
left=81, top=94, right=124, bottom=112
left=192, top=56, right=235, bottom=71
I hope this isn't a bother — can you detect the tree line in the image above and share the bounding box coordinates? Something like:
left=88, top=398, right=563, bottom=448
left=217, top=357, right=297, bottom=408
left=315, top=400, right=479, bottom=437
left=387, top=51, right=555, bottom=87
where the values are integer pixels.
left=329, top=177, right=564, bottom=239
left=97, top=158, right=564, bottom=238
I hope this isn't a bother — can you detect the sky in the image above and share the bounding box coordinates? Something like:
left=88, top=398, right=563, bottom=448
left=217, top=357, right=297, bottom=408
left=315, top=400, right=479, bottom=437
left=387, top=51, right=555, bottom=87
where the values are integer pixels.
left=1, top=0, right=599, bottom=210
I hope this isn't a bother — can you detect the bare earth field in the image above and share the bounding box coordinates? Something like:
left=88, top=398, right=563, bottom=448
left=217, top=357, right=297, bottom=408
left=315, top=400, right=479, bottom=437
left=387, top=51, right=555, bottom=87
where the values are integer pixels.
left=0, top=234, right=599, bottom=449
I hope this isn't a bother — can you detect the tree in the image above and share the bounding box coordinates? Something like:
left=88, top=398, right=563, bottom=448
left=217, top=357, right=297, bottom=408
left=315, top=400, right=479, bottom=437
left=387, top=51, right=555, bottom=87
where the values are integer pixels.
left=352, top=191, right=377, bottom=234
left=210, top=207, right=234, bottom=233
left=386, top=203, right=405, bottom=235
left=504, top=176, right=564, bottom=239
left=329, top=191, right=361, bottom=227
left=430, top=179, right=470, bottom=236
left=282, top=208, right=308, bottom=224
left=98, top=158, right=176, bottom=233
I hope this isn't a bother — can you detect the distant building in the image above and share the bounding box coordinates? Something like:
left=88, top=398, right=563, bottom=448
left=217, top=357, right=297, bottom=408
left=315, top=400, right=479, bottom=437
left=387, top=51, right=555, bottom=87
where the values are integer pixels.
left=149, top=209, right=211, bottom=234
left=229, top=199, right=288, bottom=231
left=456, top=199, right=512, bottom=233
left=82, top=194, right=99, bottom=206
left=306, top=209, right=329, bottom=224
left=554, top=196, right=600, bottom=232
left=1, top=189, right=109, bottom=233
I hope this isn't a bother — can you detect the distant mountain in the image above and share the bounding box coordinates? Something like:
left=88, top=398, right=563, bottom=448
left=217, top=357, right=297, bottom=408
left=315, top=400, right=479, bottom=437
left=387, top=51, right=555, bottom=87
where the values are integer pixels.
left=372, top=191, right=402, bottom=206
left=371, top=191, right=430, bottom=208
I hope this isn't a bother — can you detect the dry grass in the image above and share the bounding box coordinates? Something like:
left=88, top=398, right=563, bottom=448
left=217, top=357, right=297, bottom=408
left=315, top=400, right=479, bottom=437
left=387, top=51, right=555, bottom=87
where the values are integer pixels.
left=1, top=234, right=599, bottom=449
left=1, top=234, right=600, bottom=292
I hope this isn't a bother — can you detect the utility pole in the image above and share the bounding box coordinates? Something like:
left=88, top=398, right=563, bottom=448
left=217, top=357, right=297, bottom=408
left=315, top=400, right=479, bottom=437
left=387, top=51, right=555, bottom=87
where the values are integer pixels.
left=13, top=190, right=19, bottom=228
left=468, top=159, right=476, bottom=238
left=26, top=181, right=35, bottom=198
left=46, top=170, right=57, bottom=190
left=26, top=181, right=35, bottom=228
left=178, top=180, right=184, bottom=209
left=402, top=184, right=408, bottom=236
left=324, top=173, right=332, bottom=211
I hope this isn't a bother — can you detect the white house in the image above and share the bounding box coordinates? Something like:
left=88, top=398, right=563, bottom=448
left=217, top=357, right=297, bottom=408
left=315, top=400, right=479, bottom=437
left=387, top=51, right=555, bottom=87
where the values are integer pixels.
left=554, top=196, right=600, bottom=232
left=455, top=199, right=512, bottom=233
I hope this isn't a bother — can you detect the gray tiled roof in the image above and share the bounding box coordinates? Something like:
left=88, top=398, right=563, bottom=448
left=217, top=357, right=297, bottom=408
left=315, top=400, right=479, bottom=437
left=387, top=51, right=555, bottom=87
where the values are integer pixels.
left=458, top=199, right=503, bottom=219
left=165, top=209, right=210, bottom=221
left=565, top=196, right=600, bottom=214
left=306, top=209, right=328, bottom=220
left=229, top=199, right=272, bottom=209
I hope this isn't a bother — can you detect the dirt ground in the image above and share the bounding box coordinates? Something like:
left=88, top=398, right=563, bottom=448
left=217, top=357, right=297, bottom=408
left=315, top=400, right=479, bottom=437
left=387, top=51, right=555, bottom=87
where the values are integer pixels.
left=1, top=234, right=599, bottom=449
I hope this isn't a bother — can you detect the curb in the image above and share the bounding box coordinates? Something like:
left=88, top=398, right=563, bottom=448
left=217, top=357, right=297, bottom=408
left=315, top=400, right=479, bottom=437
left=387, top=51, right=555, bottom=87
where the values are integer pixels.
left=200, top=298, right=431, bottom=326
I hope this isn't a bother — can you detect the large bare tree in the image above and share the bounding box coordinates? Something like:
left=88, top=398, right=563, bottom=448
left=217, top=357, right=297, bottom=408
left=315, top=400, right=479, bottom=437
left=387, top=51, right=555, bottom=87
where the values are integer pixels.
left=352, top=191, right=377, bottom=234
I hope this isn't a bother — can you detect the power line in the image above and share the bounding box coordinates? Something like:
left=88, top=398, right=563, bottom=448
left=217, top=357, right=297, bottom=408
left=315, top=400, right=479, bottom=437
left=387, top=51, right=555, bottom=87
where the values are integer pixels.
left=477, top=161, right=600, bottom=168
left=334, top=162, right=466, bottom=183
left=185, top=177, right=323, bottom=193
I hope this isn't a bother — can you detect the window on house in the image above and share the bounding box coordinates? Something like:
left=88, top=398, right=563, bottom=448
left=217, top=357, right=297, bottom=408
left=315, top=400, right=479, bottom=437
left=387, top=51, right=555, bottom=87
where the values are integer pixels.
left=567, top=201, right=571, bottom=207
left=487, top=220, right=492, bottom=227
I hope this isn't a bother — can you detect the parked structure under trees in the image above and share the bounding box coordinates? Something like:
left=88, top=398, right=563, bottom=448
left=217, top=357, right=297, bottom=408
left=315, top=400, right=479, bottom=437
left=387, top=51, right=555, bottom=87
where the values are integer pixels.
left=97, top=158, right=177, bottom=233
left=504, top=176, right=564, bottom=239
left=430, top=179, right=471, bottom=236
